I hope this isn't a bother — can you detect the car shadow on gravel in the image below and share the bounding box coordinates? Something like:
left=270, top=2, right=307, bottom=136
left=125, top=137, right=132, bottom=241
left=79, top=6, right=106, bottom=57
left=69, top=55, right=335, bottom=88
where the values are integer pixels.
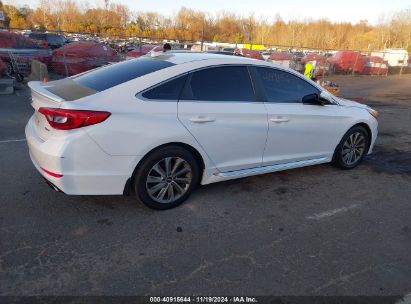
left=364, top=146, right=411, bottom=176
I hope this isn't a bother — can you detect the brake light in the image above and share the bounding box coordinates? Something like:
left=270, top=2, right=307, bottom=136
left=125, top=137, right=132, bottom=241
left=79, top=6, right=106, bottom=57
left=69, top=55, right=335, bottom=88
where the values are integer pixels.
left=42, top=40, right=48, bottom=47
left=38, top=107, right=111, bottom=130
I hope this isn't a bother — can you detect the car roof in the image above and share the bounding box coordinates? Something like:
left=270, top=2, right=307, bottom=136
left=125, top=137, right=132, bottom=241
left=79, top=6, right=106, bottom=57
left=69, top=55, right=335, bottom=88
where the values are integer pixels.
left=150, top=51, right=262, bottom=65
left=145, top=51, right=314, bottom=81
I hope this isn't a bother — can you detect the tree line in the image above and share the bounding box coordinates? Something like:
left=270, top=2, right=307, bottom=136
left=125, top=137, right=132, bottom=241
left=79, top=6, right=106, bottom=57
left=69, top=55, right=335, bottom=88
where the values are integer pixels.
left=1, top=0, right=410, bottom=51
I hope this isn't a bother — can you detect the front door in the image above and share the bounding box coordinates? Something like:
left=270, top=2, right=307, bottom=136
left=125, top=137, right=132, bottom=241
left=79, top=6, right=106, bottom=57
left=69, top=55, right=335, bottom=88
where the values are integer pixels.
left=252, top=66, right=348, bottom=165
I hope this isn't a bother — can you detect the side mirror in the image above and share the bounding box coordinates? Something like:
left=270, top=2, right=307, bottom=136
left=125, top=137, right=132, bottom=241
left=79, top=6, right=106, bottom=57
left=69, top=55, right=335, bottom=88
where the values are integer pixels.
left=302, top=93, right=324, bottom=105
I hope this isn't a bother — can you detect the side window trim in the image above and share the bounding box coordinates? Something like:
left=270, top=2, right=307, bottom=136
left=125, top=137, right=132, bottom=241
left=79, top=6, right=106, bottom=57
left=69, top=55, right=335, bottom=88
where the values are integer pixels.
left=136, top=73, right=189, bottom=101
left=253, top=66, right=321, bottom=104
left=179, top=64, right=258, bottom=103
left=248, top=66, right=265, bottom=103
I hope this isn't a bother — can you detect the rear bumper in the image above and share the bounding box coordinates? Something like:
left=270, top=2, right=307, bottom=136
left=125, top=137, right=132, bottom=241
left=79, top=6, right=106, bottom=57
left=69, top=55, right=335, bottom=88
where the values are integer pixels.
left=42, top=175, right=63, bottom=192
left=26, top=116, right=138, bottom=195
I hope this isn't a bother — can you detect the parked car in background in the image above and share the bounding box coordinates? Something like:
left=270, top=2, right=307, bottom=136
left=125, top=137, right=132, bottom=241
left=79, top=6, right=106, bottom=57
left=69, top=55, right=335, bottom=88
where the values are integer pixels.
left=261, top=50, right=273, bottom=60
left=0, top=58, right=6, bottom=76
left=126, top=44, right=162, bottom=58
left=124, top=42, right=140, bottom=52
left=234, top=48, right=264, bottom=60
left=29, top=32, right=68, bottom=49
left=293, top=51, right=305, bottom=59
left=26, top=53, right=378, bottom=210
left=362, top=56, right=388, bottom=75
left=328, top=51, right=366, bottom=74
left=206, top=50, right=244, bottom=57
left=268, top=52, right=294, bottom=68
left=52, top=41, right=121, bottom=76
left=0, top=30, right=51, bottom=79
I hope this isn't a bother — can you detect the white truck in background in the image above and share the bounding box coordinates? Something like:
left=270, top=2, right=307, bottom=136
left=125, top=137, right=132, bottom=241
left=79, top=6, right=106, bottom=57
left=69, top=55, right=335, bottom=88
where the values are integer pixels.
left=371, top=48, right=408, bottom=67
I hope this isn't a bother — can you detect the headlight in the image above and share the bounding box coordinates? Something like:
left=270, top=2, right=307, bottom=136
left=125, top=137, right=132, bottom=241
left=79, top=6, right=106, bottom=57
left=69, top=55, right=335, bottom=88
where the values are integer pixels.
left=367, top=107, right=378, bottom=119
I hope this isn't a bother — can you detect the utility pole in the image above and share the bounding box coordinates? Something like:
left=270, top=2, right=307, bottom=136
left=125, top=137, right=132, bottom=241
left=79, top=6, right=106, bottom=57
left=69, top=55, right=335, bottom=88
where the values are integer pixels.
left=201, top=16, right=204, bottom=51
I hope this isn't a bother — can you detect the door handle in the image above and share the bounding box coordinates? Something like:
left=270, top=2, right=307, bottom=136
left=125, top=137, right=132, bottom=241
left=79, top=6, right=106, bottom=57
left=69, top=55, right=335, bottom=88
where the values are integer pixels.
left=189, top=116, right=216, bottom=123
left=270, top=117, right=290, bottom=123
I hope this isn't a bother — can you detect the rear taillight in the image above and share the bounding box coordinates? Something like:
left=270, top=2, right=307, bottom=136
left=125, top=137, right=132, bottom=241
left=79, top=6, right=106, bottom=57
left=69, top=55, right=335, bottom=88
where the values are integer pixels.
left=38, top=107, right=111, bottom=130
left=42, top=40, right=48, bottom=47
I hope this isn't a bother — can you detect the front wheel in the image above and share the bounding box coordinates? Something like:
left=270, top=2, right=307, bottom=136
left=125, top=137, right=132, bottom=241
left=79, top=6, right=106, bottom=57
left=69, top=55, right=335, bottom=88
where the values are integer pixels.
left=133, top=146, right=200, bottom=210
left=334, top=126, right=370, bottom=169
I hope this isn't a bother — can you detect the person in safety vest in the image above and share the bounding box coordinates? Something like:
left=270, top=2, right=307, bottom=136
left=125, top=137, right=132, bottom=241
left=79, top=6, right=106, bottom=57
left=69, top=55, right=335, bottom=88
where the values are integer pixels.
left=304, top=61, right=313, bottom=79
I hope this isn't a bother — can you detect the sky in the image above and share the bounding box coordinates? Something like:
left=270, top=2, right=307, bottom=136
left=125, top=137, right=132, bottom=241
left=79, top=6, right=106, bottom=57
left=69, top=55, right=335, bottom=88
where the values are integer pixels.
left=6, top=0, right=411, bottom=24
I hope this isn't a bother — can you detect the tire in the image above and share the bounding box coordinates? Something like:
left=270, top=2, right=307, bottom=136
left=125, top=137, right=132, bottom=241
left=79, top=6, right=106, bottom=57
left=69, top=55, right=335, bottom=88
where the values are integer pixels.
left=334, top=125, right=370, bottom=169
left=133, top=146, right=200, bottom=210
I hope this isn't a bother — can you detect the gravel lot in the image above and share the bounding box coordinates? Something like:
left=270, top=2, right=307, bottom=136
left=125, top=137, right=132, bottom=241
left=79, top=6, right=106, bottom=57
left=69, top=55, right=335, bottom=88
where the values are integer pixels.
left=0, top=75, right=410, bottom=298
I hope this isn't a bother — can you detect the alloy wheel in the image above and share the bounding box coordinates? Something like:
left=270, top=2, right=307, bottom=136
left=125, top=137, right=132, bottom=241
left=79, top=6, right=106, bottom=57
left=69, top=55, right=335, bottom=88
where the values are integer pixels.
left=341, top=132, right=366, bottom=165
left=146, top=157, right=192, bottom=204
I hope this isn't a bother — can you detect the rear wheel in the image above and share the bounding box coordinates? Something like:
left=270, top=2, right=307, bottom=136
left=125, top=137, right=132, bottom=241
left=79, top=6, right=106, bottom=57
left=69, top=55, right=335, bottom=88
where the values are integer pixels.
left=133, top=146, right=200, bottom=210
left=334, top=126, right=369, bottom=169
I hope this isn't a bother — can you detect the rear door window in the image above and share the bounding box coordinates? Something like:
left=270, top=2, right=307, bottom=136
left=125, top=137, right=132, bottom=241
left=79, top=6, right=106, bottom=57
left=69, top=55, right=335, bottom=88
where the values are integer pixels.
left=73, top=57, right=175, bottom=92
left=181, top=66, right=255, bottom=102
left=142, top=74, right=188, bottom=100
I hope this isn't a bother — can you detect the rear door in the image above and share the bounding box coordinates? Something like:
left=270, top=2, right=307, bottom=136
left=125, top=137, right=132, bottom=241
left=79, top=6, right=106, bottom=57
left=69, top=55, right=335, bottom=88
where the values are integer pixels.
left=178, top=65, right=268, bottom=172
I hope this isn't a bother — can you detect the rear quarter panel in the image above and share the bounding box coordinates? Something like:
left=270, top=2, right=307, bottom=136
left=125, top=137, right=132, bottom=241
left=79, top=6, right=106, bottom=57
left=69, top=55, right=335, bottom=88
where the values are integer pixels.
left=64, top=63, right=217, bottom=173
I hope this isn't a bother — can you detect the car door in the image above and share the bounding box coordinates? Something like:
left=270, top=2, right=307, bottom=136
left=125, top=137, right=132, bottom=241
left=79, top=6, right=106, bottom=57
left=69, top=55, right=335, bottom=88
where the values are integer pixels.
left=178, top=65, right=268, bottom=172
left=252, top=66, right=350, bottom=165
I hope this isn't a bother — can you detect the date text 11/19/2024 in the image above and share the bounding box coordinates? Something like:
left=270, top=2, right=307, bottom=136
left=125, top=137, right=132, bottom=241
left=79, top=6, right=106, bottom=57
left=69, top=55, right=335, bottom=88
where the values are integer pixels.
left=149, top=297, right=258, bottom=303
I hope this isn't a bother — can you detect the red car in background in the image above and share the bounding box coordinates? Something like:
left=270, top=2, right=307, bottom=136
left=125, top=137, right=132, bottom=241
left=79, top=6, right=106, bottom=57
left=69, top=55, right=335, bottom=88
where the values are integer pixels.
left=52, top=42, right=121, bottom=76
left=328, top=51, right=366, bottom=74
left=234, top=48, right=264, bottom=60
left=362, top=56, right=388, bottom=75
left=126, top=44, right=162, bottom=58
left=268, top=52, right=294, bottom=67
left=0, top=58, right=6, bottom=76
left=0, top=30, right=52, bottom=78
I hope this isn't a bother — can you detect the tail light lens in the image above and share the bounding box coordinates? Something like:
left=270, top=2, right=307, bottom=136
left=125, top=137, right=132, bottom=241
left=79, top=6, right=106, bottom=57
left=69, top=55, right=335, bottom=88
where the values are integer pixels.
left=38, top=107, right=111, bottom=130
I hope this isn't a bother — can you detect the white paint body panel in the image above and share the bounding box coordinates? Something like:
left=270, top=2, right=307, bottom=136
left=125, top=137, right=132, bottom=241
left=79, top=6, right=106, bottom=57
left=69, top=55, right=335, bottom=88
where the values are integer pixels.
left=263, top=103, right=370, bottom=165
left=178, top=101, right=268, bottom=172
left=25, top=53, right=378, bottom=195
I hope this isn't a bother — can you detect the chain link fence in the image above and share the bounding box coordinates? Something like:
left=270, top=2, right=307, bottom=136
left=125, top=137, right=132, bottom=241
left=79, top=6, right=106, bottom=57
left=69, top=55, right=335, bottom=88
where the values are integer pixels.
left=1, top=27, right=410, bottom=83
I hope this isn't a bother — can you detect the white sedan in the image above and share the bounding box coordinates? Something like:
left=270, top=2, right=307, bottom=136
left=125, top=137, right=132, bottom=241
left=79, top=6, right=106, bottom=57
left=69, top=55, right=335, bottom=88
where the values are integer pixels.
left=25, top=52, right=378, bottom=209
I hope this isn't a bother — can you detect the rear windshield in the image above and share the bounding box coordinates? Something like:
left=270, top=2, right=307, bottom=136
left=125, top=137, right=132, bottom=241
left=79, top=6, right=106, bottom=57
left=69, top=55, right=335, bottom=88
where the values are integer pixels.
left=73, top=57, right=175, bottom=92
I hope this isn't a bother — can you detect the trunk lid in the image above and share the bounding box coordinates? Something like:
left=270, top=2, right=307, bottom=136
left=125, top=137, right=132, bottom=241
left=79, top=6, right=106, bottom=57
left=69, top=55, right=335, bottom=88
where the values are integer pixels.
left=29, top=79, right=98, bottom=141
